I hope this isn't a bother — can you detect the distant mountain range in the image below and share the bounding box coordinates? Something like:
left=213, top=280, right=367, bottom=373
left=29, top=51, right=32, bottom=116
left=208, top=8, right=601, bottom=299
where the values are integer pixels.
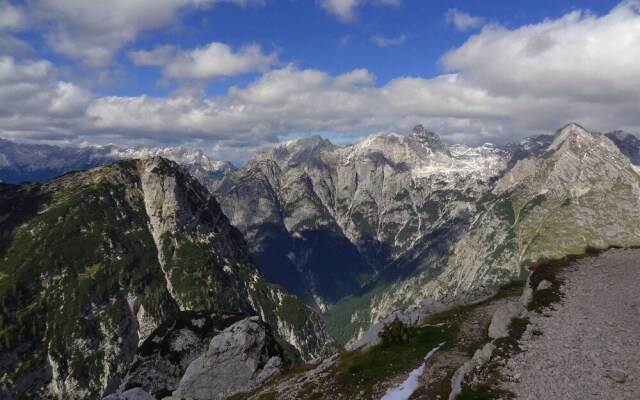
left=0, top=139, right=235, bottom=191
left=1, top=125, right=640, bottom=349
left=214, top=124, right=640, bottom=345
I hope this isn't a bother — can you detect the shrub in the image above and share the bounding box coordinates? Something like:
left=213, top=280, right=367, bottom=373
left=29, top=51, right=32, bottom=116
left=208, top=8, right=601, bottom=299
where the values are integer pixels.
left=378, top=317, right=414, bottom=346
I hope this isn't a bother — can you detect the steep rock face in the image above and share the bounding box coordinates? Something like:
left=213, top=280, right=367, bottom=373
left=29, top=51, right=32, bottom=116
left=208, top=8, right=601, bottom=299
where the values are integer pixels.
left=363, top=124, right=640, bottom=335
left=114, top=312, right=246, bottom=399
left=169, top=317, right=284, bottom=400
left=218, top=123, right=640, bottom=346
left=503, top=134, right=554, bottom=169
left=0, top=158, right=332, bottom=399
left=218, top=126, right=507, bottom=313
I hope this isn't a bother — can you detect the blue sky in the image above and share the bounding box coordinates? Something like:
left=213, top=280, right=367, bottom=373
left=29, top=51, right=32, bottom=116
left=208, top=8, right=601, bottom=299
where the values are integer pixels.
left=0, top=0, right=638, bottom=161
left=94, top=0, right=616, bottom=96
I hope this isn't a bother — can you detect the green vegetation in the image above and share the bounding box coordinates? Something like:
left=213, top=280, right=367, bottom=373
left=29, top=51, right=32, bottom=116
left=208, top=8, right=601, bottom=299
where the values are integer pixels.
left=0, top=160, right=322, bottom=397
left=0, top=179, right=135, bottom=392
left=418, top=199, right=440, bottom=221
left=323, top=285, right=383, bottom=347
left=0, top=166, right=186, bottom=395
left=331, top=305, right=470, bottom=398
left=378, top=318, right=415, bottom=346
left=161, top=232, right=246, bottom=312
left=249, top=277, right=329, bottom=361
left=456, top=383, right=512, bottom=400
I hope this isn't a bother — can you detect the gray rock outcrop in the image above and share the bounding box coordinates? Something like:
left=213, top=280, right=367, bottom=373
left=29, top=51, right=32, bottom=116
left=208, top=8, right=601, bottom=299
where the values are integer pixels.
left=488, top=301, right=527, bottom=339
left=170, top=317, right=284, bottom=400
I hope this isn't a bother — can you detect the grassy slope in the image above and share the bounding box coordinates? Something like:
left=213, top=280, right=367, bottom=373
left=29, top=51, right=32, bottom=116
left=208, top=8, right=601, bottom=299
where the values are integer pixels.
left=239, top=280, right=525, bottom=400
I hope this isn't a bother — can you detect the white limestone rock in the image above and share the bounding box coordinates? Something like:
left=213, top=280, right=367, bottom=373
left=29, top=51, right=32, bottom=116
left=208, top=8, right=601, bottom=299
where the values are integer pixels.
left=171, top=317, right=284, bottom=400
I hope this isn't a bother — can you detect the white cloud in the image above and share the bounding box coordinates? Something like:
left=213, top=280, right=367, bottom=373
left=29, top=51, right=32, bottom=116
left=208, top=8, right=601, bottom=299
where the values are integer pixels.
left=0, top=1, right=25, bottom=31
left=48, top=82, right=93, bottom=116
left=0, top=56, right=91, bottom=138
left=444, top=9, right=483, bottom=32
left=29, top=0, right=264, bottom=66
left=317, top=0, right=360, bottom=20
left=317, top=0, right=401, bottom=21
left=441, top=1, right=640, bottom=101
left=131, top=42, right=279, bottom=80
left=371, top=34, right=406, bottom=47
left=3, top=2, right=640, bottom=161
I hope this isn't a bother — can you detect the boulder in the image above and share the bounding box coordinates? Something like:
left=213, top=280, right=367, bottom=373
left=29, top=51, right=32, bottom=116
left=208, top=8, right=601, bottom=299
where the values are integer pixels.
left=171, top=317, right=284, bottom=400
left=488, top=301, right=526, bottom=339
left=537, top=280, right=553, bottom=291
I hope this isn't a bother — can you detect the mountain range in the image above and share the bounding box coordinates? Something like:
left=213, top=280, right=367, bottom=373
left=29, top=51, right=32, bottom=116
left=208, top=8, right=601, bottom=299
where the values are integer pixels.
left=215, top=124, right=640, bottom=344
left=1, top=123, right=640, bottom=398
left=0, top=139, right=235, bottom=192
left=0, top=157, right=332, bottom=399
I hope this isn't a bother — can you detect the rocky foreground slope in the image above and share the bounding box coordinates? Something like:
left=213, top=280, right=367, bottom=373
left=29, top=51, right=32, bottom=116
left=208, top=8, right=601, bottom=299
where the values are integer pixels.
left=232, top=249, right=638, bottom=400
left=0, top=158, right=333, bottom=399
left=499, top=249, right=640, bottom=400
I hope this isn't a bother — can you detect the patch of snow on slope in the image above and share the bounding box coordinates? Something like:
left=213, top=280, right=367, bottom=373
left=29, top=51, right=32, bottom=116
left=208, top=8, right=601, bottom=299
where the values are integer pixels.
left=380, top=342, right=445, bottom=400
left=411, top=144, right=506, bottom=181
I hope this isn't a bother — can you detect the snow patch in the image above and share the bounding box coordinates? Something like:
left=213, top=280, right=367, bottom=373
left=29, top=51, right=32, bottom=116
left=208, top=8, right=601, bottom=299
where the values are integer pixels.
left=408, top=143, right=506, bottom=181
left=380, top=342, right=445, bottom=400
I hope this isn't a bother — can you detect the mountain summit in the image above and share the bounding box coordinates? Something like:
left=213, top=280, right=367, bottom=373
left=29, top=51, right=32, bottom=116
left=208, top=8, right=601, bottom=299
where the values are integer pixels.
left=0, top=158, right=332, bottom=399
left=215, top=124, right=640, bottom=346
left=409, top=124, right=447, bottom=151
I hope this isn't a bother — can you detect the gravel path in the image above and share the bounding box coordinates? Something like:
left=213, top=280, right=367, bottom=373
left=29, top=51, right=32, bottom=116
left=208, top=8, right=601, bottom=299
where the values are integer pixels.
left=500, top=248, right=640, bottom=400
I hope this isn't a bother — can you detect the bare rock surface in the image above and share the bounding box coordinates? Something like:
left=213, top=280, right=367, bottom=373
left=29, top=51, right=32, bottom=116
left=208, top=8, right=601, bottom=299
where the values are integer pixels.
left=488, top=301, right=526, bottom=339
left=500, top=249, right=640, bottom=400
left=169, top=317, right=284, bottom=400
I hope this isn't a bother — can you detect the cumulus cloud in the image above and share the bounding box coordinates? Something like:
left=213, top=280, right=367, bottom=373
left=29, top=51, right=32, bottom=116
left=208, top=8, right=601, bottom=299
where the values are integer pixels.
left=0, top=0, right=25, bottom=31
left=444, top=9, right=484, bottom=32
left=48, top=82, right=93, bottom=116
left=2, top=2, right=640, bottom=161
left=371, top=34, right=406, bottom=47
left=317, top=0, right=401, bottom=21
left=441, top=1, right=640, bottom=101
left=0, top=56, right=91, bottom=138
left=130, top=42, right=278, bottom=80
left=28, top=0, right=264, bottom=66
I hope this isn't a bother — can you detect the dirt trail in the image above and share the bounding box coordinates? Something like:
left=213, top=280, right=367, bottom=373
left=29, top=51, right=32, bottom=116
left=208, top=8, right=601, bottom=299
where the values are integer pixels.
left=500, top=248, right=640, bottom=400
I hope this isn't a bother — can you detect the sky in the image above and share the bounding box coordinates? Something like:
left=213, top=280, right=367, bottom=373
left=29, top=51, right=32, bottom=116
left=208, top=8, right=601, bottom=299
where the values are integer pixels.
left=0, top=0, right=639, bottom=162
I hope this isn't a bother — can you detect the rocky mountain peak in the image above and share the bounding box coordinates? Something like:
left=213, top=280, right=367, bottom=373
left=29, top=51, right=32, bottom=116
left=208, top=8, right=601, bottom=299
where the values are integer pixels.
left=547, top=122, right=598, bottom=154
left=553, top=122, right=591, bottom=140
left=267, top=135, right=336, bottom=167
left=409, top=124, right=446, bottom=151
